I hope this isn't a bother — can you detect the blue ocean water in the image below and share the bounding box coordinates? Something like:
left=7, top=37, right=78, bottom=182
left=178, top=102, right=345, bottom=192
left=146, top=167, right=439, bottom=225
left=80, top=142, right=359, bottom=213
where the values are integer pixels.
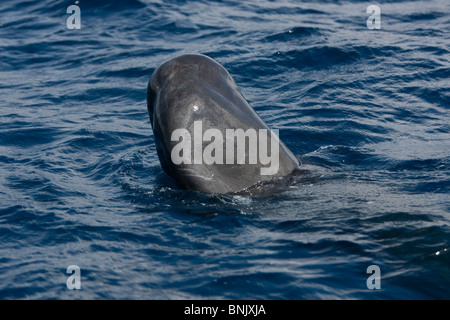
left=0, top=0, right=449, bottom=300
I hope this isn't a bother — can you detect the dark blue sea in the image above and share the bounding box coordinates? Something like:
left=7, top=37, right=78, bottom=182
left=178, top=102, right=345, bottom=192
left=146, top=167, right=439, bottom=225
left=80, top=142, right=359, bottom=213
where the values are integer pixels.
left=0, top=0, right=449, bottom=300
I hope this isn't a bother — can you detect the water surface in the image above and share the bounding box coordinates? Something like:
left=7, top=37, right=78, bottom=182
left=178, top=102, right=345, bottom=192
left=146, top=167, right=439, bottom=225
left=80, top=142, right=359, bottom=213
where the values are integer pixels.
left=0, top=0, right=449, bottom=299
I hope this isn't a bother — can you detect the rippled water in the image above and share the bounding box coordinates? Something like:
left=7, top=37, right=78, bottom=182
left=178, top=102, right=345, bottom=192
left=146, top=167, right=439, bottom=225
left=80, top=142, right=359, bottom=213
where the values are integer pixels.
left=0, top=0, right=449, bottom=299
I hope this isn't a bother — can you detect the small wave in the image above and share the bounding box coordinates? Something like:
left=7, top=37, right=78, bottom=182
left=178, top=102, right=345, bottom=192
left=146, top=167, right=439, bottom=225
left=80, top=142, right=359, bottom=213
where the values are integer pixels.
left=264, top=26, right=324, bottom=42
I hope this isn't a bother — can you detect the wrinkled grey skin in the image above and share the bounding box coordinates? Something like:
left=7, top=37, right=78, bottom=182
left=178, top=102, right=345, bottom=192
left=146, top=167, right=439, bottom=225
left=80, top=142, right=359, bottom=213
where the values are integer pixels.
left=147, top=53, right=299, bottom=194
